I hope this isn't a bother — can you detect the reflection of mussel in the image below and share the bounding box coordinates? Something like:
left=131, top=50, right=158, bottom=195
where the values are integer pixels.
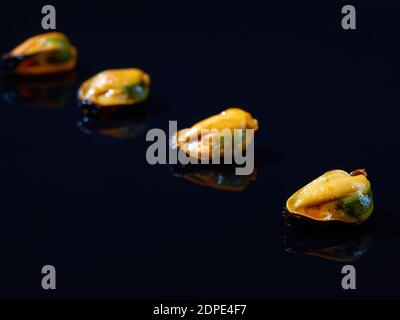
left=2, top=71, right=76, bottom=108
left=283, top=211, right=400, bottom=262
left=77, top=106, right=148, bottom=139
left=171, top=164, right=257, bottom=191
left=284, top=225, right=373, bottom=262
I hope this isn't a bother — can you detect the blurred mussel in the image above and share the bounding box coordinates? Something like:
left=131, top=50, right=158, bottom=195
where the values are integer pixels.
left=2, top=32, right=77, bottom=76
left=78, top=68, right=150, bottom=111
left=171, top=164, right=257, bottom=191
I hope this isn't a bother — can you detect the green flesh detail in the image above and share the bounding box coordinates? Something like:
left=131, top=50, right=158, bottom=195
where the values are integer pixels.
left=43, top=38, right=72, bottom=63
left=337, top=189, right=374, bottom=222
left=124, top=82, right=149, bottom=103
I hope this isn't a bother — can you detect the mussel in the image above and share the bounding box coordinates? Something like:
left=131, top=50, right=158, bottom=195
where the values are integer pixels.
left=78, top=68, right=150, bottom=110
left=1, top=32, right=77, bottom=76
left=171, top=108, right=259, bottom=161
left=285, top=169, right=373, bottom=226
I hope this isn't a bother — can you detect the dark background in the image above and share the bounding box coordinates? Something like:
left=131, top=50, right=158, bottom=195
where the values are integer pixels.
left=0, top=0, right=399, bottom=299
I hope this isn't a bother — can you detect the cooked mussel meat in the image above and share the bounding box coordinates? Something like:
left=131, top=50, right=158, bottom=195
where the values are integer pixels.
left=78, top=68, right=150, bottom=109
left=2, top=32, right=77, bottom=76
left=286, top=169, right=373, bottom=225
left=171, top=108, right=258, bottom=161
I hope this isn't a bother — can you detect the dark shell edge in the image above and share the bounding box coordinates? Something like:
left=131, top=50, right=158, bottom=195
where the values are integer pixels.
left=78, top=98, right=148, bottom=117
left=282, top=208, right=363, bottom=230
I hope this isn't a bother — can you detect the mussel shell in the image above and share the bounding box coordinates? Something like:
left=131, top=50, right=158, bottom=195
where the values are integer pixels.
left=282, top=208, right=364, bottom=229
left=1, top=54, right=27, bottom=73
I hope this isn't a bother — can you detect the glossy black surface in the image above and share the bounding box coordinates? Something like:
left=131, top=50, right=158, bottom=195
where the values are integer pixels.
left=1, top=0, right=400, bottom=299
